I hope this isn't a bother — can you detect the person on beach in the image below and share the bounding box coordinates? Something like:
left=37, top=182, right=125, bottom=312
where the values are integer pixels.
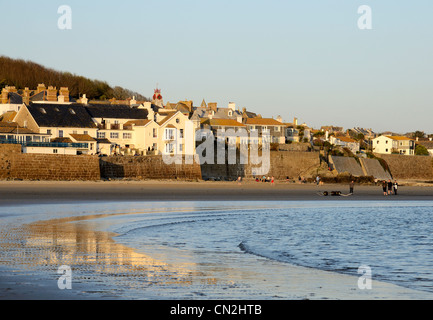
left=237, top=176, right=242, bottom=185
left=350, top=180, right=354, bottom=194
left=387, top=179, right=393, bottom=195
left=393, top=180, right=398, bottom=195
left=271, top=176, right=275, bottom=185
left=382, top=180, right=388, bottom=196
left=316, top=176, right=320, bottom=186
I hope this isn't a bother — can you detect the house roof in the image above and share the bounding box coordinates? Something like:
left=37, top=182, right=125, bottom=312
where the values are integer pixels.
left=85, top=104, right=148, bottom=119
left=51, top=137, right=73, bottom=143
left=26, top=103, right=97, bottom=128
left=0, top=111, right=17, bottom=122
left=157, top=112, right=178, bottom=126
left=95, top=138, right=112, bottom=144
left=201, top=118, right=246, bottom=127
left=335, top=136, right=357, bottom=143
left=385, top=135, right=414, bottom=141
left=417, top=141, right=433, bottom=149
left=8, top=92, right=23, bottom=104
left=124, top=119, right=152, bottom=127
left=0, top=121, right=39, bottom=134
left=70, top=134, right=95, bottom=142
left=245, top=118, right=284, bottom=126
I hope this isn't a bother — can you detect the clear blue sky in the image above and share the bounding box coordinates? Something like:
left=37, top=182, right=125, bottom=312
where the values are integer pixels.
left=1, top=0, right=432, bottom=133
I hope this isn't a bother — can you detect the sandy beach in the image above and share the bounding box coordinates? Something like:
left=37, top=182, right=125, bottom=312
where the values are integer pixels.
left=1, top=180, right=433, bottom=301
left=0, top=179, right=432, bottom=206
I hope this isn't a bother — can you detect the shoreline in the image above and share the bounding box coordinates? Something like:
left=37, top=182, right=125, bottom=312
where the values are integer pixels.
left=0, top=179, right=432, bottom=207
left=2, top=200, right=433, bottom=300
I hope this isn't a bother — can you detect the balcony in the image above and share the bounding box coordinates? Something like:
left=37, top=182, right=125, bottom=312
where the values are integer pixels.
left=0, top=139, right=89, bottom=149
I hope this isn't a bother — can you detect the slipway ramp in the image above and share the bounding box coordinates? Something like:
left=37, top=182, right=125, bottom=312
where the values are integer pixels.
left=329, top=156, right=364, bottom=177
left=360, top=158, right=392, bottom=180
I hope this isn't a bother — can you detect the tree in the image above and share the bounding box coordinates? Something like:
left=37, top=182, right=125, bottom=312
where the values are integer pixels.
left=415, top=144, right=429, bottom=156
left=412, top=131, right=425, bottom=139
left=0, top=55, right=150, bottom=101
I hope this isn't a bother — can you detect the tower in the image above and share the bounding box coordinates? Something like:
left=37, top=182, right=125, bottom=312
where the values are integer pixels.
left=152, top=86, right=164, bottom=108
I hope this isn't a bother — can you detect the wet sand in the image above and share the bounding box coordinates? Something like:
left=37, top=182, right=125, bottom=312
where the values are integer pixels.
left=0, top=180, right=432, bottom=206
left=1, top=180, right=433, bottom=300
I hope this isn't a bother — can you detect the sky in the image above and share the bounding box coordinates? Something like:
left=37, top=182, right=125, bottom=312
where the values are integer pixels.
left=1, top=0, right=432, bottom=133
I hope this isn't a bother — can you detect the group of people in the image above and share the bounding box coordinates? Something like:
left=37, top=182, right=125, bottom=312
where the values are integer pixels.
left=382, top=179, right=398, bottom=195
left=254, top=176, right=275, bottom=184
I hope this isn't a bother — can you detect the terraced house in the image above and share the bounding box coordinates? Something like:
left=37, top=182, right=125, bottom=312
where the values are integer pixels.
left=244, top=118, right=286, bottom=144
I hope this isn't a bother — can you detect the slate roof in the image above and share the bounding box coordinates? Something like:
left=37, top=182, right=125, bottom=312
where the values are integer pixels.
left=8, top=92, right=23, bottom=104
left=417, top=141, right=433, bottom=150
left=26, top=103, right=97, bottom=128
left=85, top=104, right=148, bottom=119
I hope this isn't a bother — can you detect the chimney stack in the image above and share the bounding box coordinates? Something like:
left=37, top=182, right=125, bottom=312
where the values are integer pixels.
left=47, top=86, right=57, bottom=102
left=37, top=83, right=46, bottom=94
left=59, top=87, right=70, bottom=102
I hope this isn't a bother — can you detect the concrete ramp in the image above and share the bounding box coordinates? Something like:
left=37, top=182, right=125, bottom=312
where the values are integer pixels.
left=330, top=156, right=364, bottom=176
left=360, top=158, right=392, bottom=180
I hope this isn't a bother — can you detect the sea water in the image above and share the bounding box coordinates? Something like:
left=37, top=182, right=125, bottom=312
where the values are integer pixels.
left=1, top=200, right=433, bottom=299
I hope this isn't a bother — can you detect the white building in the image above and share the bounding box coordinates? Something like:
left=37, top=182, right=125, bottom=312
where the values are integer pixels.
left=372, top=135, right=415, bottom=155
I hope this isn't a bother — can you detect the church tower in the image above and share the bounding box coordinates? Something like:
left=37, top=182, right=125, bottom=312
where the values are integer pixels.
left=152, top=87, right=164, bottom=108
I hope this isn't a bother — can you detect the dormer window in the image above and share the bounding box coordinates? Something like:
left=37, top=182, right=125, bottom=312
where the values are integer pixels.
left=54, top=107, right=60, bottom=112
left=40, top=108, right=47, bottom=114
left=69, top=108, right=76, bottom=115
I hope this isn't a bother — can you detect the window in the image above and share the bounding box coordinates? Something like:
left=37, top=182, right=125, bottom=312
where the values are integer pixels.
left=180, top=129, right=184, bottom=139
left=152, top=143, right=157, bottom=151
left=165, top=128, right=175, bottom=140
left=59, top=130, right=63, bottom=138
left=179, top=144, right=183, bottom=152
left=123, top=133, right=132, bottom=139
left=84, top=131, right=88, bottom=135
left=176, top=118, right=180, bottom=124
left=97, top=132, right=105, bottom=139
left=165, top=143, right=175, bottom=154
left=153, top=128, right=157, bottom=138
left=53, top=149, right=58, bottom=154
left=47, top=130, right=52, bottom=135
left=110, top=132, right=119, bottom=139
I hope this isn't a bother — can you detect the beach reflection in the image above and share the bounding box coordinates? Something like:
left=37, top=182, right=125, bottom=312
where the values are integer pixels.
left=1, top=212, right=218, bottom=289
